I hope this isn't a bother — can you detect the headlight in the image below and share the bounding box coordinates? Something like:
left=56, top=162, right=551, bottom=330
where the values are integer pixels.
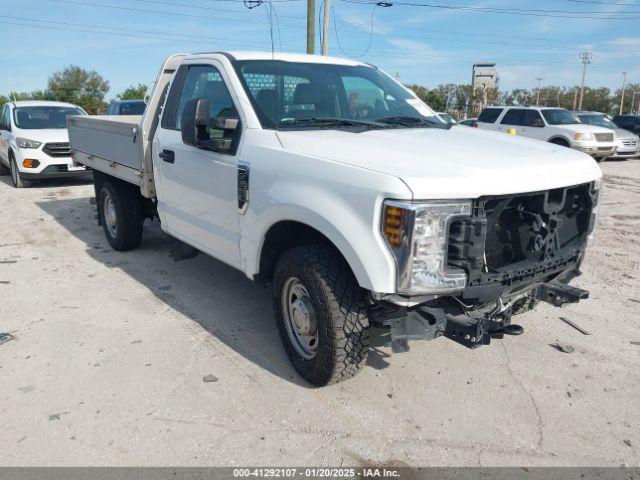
left=16, top=137, right=42, bottom=149
left=382, top=200, right=472, bottom=295
left=574, top=132, right=594, bottom=141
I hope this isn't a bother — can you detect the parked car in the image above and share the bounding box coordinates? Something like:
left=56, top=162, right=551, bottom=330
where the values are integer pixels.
left=575, top=111, right=639, bottom=160
left=105, top=99, right=147, bottom=116
left=459, top=118, right=477, bottom=127
left=68, top=52, right=601, bottom=386
left=0, top=101, right=90, bottom=188
left=477, top=106, right=617, bottom=161
left=612, top=114, right=640, bottom=136
left=436, top=112, right=456, bottom=124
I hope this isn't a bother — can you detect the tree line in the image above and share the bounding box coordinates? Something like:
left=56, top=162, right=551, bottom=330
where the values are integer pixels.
left=0, top=65, right=147, bottom=114
left=1, top=64, right=638, bottom=119
left=407, top=83, right=640, bottom=120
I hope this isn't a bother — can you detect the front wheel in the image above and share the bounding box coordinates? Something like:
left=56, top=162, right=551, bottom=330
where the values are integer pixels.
left=9, top=156, right=29, bottom=188
left=273, top=245, right=370, bottom=386
left=98, top=180, right=143, bottom=251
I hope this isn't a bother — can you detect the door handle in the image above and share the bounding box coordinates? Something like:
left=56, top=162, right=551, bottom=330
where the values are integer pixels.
left=159, top=149, right=175, bottom=164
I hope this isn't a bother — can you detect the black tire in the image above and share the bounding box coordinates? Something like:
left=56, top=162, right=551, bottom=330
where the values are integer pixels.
left=0, top=159, right=9, bottom=176
left=98, top=179, right=143, bottom=251
left=511, top=292, right=539, bottom=316
left=273, top=244, right=370, bottom=386
left=594, top=157, right=604, bottom=163
left=9, top=154, right=29, bottom=188
left=549, top=138, right=570, bottom=148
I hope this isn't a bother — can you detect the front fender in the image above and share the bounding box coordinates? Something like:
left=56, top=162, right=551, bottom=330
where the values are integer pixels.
left=240, top=158, right=411, bottom=293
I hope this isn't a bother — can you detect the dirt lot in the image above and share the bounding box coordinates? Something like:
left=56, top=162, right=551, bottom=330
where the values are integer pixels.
left=0, top=160, right=639, bottom=467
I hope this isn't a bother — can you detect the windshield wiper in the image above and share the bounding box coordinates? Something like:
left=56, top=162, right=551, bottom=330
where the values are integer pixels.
left=277, top=117, right=390, bottom=129
left=375, top=115, right=451, bottom=129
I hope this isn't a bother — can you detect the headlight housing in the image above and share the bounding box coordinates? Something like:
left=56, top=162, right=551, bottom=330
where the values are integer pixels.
left=574, top=132, right=594, bottom=141
left=16, top=137, right=42, bottom=149
left=588, top=179, right=601, bottom=245
left=382, top=200, right=472, bottom=295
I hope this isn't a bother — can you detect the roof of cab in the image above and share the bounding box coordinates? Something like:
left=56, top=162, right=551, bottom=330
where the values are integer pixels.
left=10, top=100, right=81, bottom=108
left=187, top=51, right=369, bottom=67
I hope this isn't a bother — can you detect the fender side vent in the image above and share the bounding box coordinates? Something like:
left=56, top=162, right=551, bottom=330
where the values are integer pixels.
left=237, top=163, right=250, bottom=213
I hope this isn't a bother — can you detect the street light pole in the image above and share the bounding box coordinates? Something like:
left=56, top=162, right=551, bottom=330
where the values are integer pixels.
left=619, top=71, right=628, bottom=115
left=578, top=52, right=593, bottom=111
left=535, top=77, right=543, bottom=106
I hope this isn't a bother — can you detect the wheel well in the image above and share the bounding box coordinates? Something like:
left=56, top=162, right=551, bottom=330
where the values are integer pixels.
left=257, top=221, right=349, bottom=284
left=548, top=137, right=570, bottom=146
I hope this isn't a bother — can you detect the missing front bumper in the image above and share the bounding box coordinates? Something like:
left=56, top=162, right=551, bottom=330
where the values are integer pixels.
left=379, top=279, right=589, bottom=353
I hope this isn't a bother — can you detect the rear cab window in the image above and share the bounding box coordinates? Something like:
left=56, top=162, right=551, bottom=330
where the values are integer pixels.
left=477, top=108, right=503, bottom=123
left=500, top=109, right=526, bottom=126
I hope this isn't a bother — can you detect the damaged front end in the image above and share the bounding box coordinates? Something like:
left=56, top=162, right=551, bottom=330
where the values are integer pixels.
left=373, top=180, right=600, bottom=352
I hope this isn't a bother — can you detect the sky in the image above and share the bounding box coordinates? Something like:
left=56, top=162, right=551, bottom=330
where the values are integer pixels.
left=1, top=0, right=639, bottom=100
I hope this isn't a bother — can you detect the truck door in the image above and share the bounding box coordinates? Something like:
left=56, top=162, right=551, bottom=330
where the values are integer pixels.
left=153, top=63, right=243, bottom=268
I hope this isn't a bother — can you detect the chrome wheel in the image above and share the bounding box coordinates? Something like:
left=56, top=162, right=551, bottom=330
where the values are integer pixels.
left=103, top=191, right=118, bottom=239
left=281, top=277, right=318, bottom=360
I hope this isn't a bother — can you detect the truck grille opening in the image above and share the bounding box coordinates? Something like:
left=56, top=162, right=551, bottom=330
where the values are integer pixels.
left=448, top=182, right=598, bottom=303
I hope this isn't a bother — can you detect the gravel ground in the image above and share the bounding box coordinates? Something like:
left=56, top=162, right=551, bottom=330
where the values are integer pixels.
left=0, top=160, right=639, bottom=467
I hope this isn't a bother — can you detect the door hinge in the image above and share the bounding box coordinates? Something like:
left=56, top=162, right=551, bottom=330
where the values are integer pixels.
left=237, top=163, right=250, bottom=214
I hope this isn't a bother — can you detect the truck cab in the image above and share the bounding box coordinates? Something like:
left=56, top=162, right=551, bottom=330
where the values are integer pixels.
left=68, top=52, right=602, bottom=386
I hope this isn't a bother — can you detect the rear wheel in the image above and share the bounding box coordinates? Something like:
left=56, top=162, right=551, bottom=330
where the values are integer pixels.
left=98, top=179, right=143, bottom=251
left=9, top=155, right=29, bottom=188
left=273, top=244, right=370, bottom=386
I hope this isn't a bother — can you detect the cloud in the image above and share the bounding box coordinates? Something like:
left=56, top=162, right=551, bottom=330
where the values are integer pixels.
left=608, top=37, right=640, bottom=47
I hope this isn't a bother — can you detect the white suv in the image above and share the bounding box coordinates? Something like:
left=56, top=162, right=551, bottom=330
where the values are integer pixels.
left=0, top=100, right=90, bottom=188
left=477, top=106, right=617, bottom=160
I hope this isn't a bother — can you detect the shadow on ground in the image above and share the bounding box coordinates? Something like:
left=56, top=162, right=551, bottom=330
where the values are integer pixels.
left=36, top=192, right=392, bottom=387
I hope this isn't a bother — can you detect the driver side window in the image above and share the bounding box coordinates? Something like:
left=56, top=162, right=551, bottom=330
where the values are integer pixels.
left=175, top=65, right=238, bottom=140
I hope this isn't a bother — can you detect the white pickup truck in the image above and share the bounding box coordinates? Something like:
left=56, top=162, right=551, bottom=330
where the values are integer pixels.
left=68, top=52, right=602, bottom=386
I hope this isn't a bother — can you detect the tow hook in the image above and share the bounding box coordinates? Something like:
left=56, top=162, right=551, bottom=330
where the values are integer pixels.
left=382, top=299, right=524, bottom=352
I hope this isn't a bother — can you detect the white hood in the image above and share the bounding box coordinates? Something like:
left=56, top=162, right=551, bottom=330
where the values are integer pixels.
left=13, top=128, right=69, bottom=144
left=276, top=126, right=602, bottom=199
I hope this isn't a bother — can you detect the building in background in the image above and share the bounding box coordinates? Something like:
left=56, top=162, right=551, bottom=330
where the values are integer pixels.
left=472, top=63, right=499, bottom=112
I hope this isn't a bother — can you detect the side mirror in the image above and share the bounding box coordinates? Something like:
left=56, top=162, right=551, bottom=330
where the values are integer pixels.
left=181, top=97, right=209, bottom=147
left=181, top=98, right=238, bottom=153
left=531, top=118, right=544, bottom=128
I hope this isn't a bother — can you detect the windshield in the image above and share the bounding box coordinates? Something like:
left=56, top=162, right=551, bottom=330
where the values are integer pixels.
left=234, top=60, right=443, bottom=129
left=577, top=114, right=616, bottom=129
left=541, top=109, right=580, bottom=126
left=13, top=106, right=85, bottom=129
left=438, top=113, right=456, bottom=124
left=120, top=101, right=146, bottom=115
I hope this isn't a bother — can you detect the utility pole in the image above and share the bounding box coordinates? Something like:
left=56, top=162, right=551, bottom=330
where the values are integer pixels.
left=321, top=0, right=330, bottom=55
left=578, top=51, right=593, bottom=111
left=619, top=71, right=627, bottom=115
left=535, top=77, right=543, bottom=106
left=306, top=0, right=315, bottom=54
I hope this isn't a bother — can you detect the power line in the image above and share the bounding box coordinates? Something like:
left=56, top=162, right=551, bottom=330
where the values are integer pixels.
left=331, top=3, right=378, bottom=58
left=340, top=0, right=640, bottom=19
left=46, top=0, right=631, bottom=51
